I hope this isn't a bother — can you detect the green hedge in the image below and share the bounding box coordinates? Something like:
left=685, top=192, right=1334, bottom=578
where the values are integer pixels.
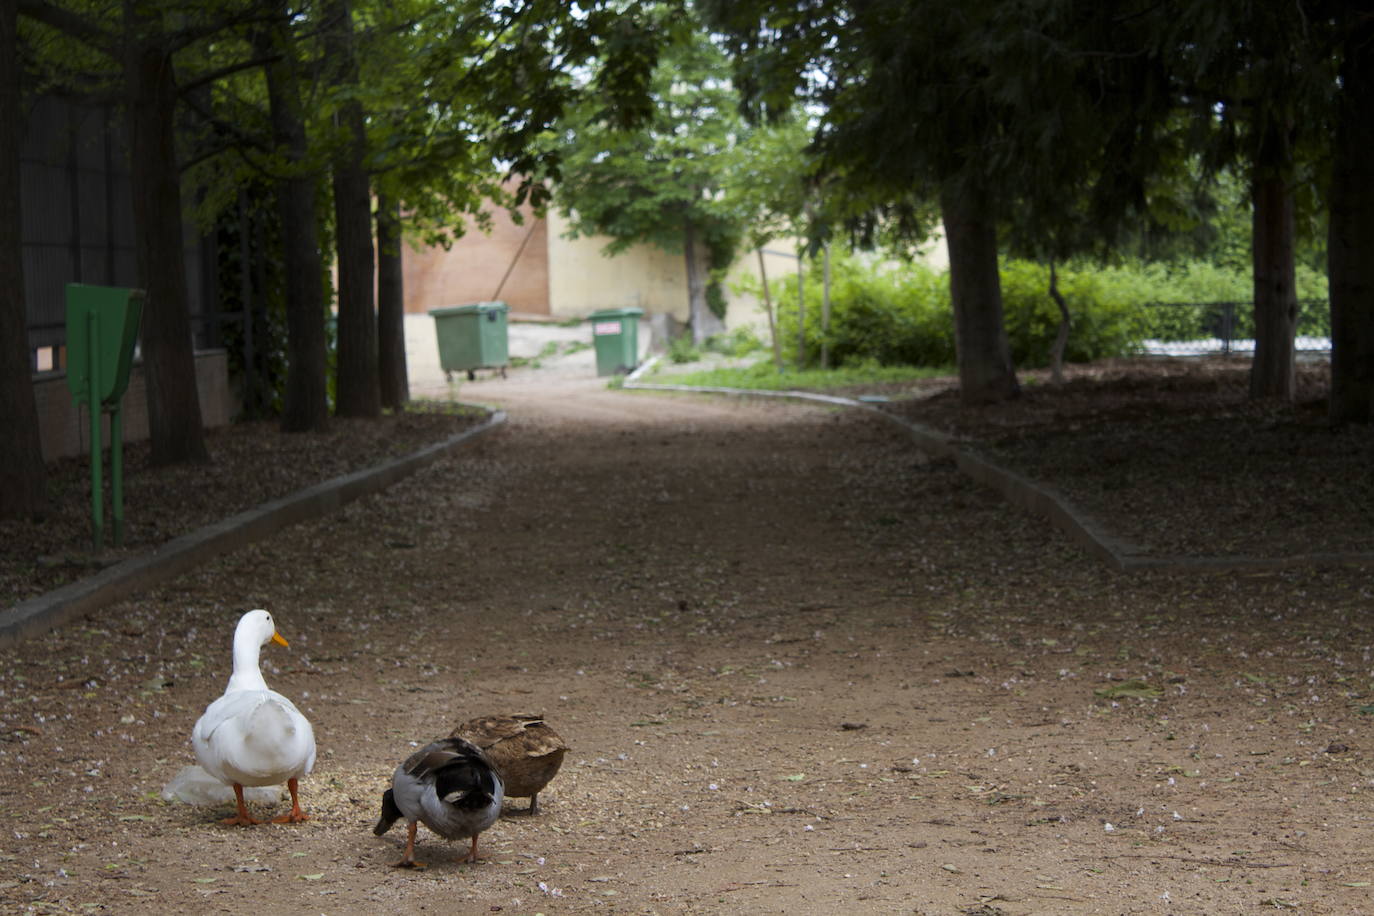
left=750, top=254, right=1330, bottom=369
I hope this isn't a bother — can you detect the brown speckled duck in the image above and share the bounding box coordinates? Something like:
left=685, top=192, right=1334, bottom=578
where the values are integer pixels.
left=450, top=714, right=567, bottom=815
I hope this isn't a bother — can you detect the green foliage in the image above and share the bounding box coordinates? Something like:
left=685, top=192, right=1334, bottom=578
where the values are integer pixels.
left=554, top=2, right=826, bottom=335
left=667, top=336, right=702, bottom=364
left=771, top=254, right=958, bottom=368
left=555, top=9, right=745, bottom=260
left=756, top=251, right=1329, bottom=370
left=709, top=327, right=766, bottom=357
left=667, top=327, right=764, bottom=364
left=1088, top=260, right=1330, bottom=342
left=997, top=262, right=1145, bottom=366
left=665, top=324, right=763, bottom=362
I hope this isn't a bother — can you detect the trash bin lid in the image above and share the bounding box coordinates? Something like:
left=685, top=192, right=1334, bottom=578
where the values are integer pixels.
left=429, top=301, right=508, bottom=317
left=587, top=307, right=644, bottom=319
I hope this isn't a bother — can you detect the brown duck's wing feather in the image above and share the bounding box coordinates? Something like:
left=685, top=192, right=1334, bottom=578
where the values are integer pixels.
left=452, top=715, right=568, bottom=756
left=453, top=714, right=539, bottom=745
left=451, top=716, right=568, bottom=799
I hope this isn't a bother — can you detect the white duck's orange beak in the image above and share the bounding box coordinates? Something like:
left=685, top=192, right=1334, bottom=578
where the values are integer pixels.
left=272, top=631, right=289, bottom=648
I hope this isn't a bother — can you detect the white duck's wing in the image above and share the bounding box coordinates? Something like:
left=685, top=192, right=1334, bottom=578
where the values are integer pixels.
left=193, top=689, right=315, bottom=787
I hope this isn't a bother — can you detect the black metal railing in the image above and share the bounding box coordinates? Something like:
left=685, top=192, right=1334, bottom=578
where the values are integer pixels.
left=1139, top=299, right=1330, bottom=355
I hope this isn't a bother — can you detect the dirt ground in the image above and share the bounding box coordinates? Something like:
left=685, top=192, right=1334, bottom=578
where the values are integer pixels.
left=3, top=358, right=1374, bottom=915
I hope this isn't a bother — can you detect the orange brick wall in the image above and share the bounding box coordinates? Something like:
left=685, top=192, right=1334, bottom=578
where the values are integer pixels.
left=402, top=202, right=550, bottom=316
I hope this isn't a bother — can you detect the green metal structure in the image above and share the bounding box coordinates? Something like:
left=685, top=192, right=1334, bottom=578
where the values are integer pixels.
left=429, top=301, right=510, bottom=381
left=65, top=284, right=144, bottom=551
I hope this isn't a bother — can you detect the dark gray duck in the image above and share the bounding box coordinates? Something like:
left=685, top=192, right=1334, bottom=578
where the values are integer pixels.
left=373, top=737, right=503, bottom=868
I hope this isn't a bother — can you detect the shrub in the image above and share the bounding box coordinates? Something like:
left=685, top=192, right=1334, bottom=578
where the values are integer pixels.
left=772, top=255, right=956, bottom=369
left=747, top=252, right=1329, bottom=370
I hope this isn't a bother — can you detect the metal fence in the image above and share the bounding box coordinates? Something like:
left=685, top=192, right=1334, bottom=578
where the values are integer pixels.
left=1138, top=299, right=1331, bottom=356
left=20, top=95, right=220, bottom=370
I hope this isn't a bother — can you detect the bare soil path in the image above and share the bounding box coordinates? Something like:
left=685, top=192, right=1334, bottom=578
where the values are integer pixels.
left=3, top=362, right=1373, bottom=915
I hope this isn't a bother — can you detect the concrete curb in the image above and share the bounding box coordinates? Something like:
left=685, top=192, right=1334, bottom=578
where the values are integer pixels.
left=0, top=409, right=507, bottom=649
left=625, top=370, right=1374, bottom=574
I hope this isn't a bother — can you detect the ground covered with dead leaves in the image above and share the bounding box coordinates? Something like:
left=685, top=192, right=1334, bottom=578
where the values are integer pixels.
left=2, top=359, right=1373, bottom=915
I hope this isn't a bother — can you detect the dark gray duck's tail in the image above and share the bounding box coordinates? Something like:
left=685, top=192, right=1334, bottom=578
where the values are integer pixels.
left=373, top=788, right=402, bottom=836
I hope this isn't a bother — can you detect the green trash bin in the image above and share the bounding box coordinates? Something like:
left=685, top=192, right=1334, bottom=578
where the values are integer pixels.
left=588, top=307, right=644, bottom=377
left=429, top=301, right=509, bottom=381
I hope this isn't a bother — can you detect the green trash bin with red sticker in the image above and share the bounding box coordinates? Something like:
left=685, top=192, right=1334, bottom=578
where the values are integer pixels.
left=588, top=307, right=643, bottom=377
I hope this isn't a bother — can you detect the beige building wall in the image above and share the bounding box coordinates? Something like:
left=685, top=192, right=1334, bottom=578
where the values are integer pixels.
left=545, top=209, right=687, bottom=320
left=545, top=209, right=774, bottom=335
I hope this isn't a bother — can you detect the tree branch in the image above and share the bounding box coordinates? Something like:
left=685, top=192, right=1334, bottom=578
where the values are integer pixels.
left=16, top=0, right=114, bottom=53
left=179, top=91, right=269, bottom=157
left=179, top=53, right=280, bottom=97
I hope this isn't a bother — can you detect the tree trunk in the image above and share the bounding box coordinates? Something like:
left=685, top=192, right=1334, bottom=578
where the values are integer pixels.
left=376, top=192, right=409, bottom=411
left=257, top=12, right=330, bottom=433
left=757, top=248, right=782, bottom=370
left=123, top=0, right=207, bottom=464
left=0, top=0, right=47, bottom=518
left=325, top=0, right=379, bottom=418
left=795, top=251, right=805, bottom=369
left=1328, top=11, right=1374, bottom=426
left=1047, top=259, right=1070, bottom=385
left=1250, top=126, right=1297, bottom=401
left=940, top=181, right=1020, bottom=405
left=684, top=218, right=717, bottom=344
left=821, top=242, right=832, bottom=371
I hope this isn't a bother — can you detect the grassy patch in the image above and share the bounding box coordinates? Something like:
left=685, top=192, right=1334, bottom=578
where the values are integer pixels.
left=511, top=340, right=591, bottom=369
left=642, top=359, right=951, bottom=392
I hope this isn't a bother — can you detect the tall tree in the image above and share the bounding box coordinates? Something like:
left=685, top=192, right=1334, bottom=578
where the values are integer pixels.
left=1327, top=5, right=1374, bottom=425
left=376, top=192, right=408, bottom=411
left=1, top=0, right=48, bottom=518
left=253, top=4, right=331, bottom=433
left=555, top=5, right=743, bottom=343
left=122, top=0, right=208, bottom=462
left=1249, top=121, right=1298, bottom=400
left=322, top=0, right=379, bottom=419
left=1163, top=0, right=1330, bottom=403
left=709, top=0, right=1028, bottom=401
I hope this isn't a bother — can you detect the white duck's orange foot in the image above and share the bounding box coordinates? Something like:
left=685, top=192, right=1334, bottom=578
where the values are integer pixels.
left=220, top=812, right=263, bottom=826
left=223, top=785, right=263, bottom=826
left=271, top=809, right=309, bottom=824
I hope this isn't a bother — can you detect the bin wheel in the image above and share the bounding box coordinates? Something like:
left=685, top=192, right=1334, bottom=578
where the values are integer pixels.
left=499, top=366, right=508, bottom=379
left=444, top=370, right=452, bottom=383
left=466, top=369, right=476, bottom=381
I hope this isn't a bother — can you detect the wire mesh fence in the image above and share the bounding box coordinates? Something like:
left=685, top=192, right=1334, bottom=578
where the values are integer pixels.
left=1138, top=299, right=1330, bottom=356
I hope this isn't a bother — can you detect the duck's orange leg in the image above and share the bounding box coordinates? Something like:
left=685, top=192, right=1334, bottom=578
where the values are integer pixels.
left=459, top=833, right=483, bottom=864
left=220, top=784, right=262, bottom=826
left=271, top=778, right=309, bottom=824
left=392, top=821, right=425, bottom=868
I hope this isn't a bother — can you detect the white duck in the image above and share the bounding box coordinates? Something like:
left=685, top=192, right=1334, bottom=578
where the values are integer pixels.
left=192, top=609, right=316, bottom=826
left=373, top=737, right=503, bottom=868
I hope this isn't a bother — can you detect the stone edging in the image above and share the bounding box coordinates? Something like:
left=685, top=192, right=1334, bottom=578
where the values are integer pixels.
left=625, top=368, right=1374, bottom=574
left=0, top=409, right=508, bottom=649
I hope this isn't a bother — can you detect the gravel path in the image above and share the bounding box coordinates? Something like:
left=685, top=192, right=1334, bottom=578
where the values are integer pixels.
left=2, top=352, right=1372, bottom=915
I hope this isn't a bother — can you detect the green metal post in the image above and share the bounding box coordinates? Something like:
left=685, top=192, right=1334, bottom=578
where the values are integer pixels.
left=87, top=310, right=103, bottom=551
left=110, top=404, right=123, bottom=547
